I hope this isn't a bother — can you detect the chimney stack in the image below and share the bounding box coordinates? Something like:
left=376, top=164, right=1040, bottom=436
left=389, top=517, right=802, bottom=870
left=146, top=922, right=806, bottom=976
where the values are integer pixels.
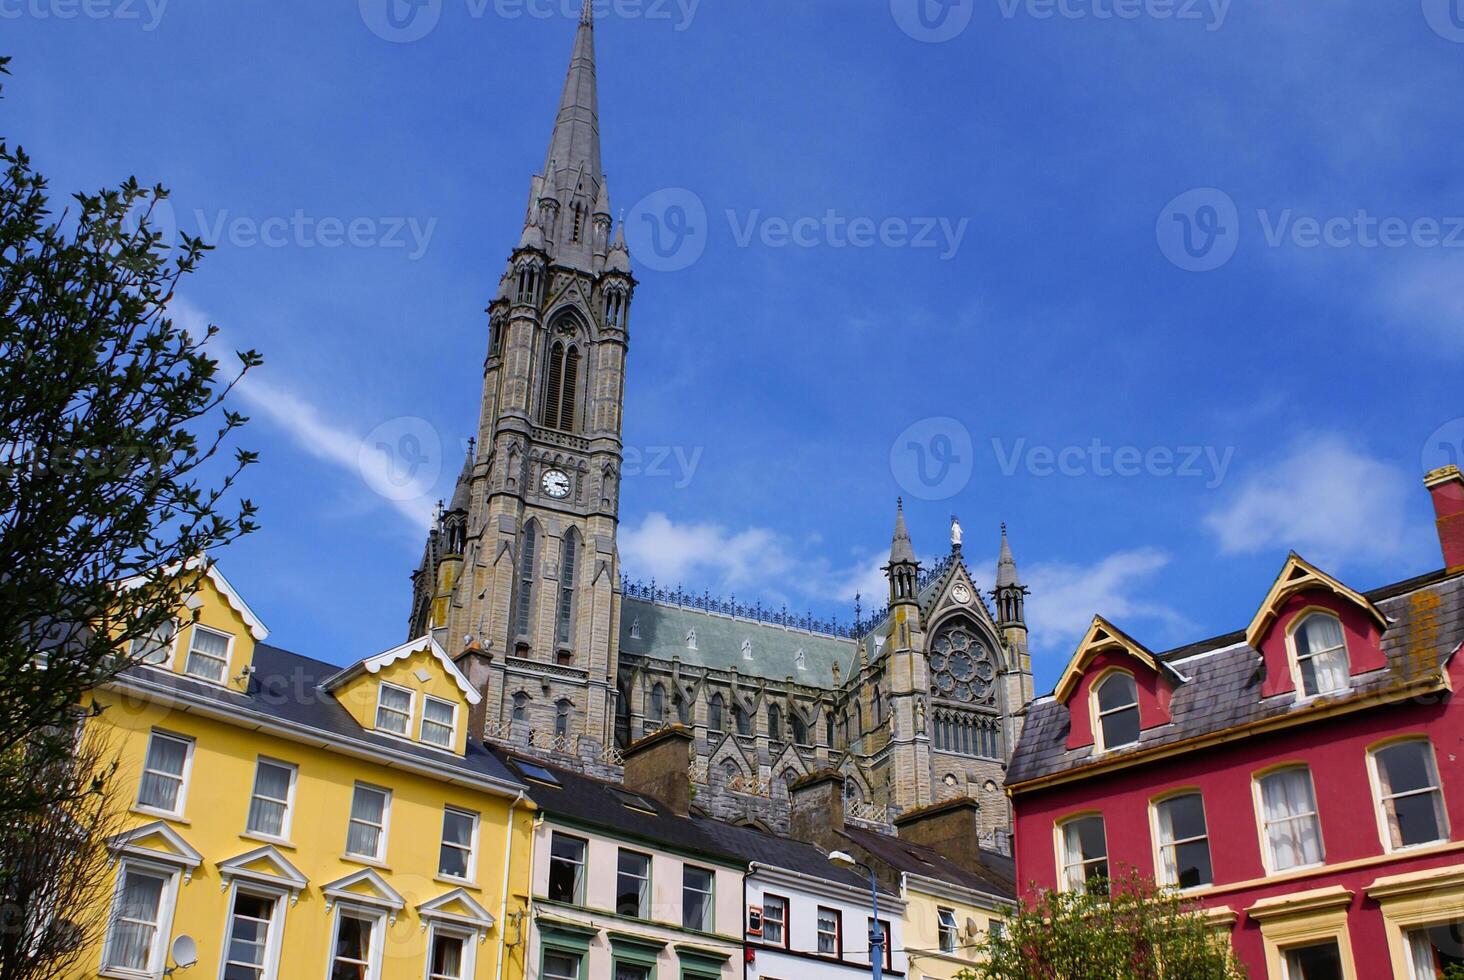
left=788, top=770, right=846, bottom=854
left=894, top=797, right=987, bottom=873
left=452, top=642, right=494, bottom=742
left=622, top=725, right=694, bottom=816
left=1426, top=466, right=1464, bottom=573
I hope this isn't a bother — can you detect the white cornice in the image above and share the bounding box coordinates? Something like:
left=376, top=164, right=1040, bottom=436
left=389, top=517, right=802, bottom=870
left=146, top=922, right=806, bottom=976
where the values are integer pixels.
left=320, top=635, right=481, bottom=705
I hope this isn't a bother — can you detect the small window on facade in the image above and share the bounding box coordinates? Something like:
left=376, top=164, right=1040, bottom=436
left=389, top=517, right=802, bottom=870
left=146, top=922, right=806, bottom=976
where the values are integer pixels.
left=735, top=703, right=751, bottom=736
left=937, top=907, right=958, bottom=953
left=548, top=833, right=586, bottom=905
left=130, top=620, right=176, bottom=666
left=101, top=863, right=173, bottom=973
left=1405, top=921, right=1464, bottom=978
left=1058, top=814, right=1109, bottom=894
left=616, top=849, right=651, bottom=918
left=1154, top=792, right=1213, bottom=889
left=512, top=692, right=529, bottom=722
left=708, top=693, right=724, bottom=733
left=1094, top=672, right=1140, bottom=750
left=346, top=784, right=390, bottom=861
left=554, top=699, right=572, bottom=738
left=330, top=910, right=381, bottom=980
left=137, top=730, right=192, bottom=816
left=245, top=758, right=295, bottom=840
left=375, top=683, right=413, bottom=736
left=420, top=696, right=456, bottom=747
left=1284, top=939, right=1344, bottom=980
left=222, top=889, right=278, bottom=979
left=682, top=865, right=714, bottom=931
left=438, top=806, right=477, bottom=881
left=542, top=952, right=581, bottom=980
left=1372, top=739, right=1449, bottom=850
left=183, top=625, right=231, bottom=683
left=762, top=894, right=788, bottom=947
left=816, top=906, right=842, bottom=956
left=428, top=927, right=470, bottom=980
left=1292, top=613, right=1350, bottom=698
left=768, top=703, right=782, bottom=743
left=648, top=684, right=665, bottom=726
left=1257, top=766, right=1323, bottom=871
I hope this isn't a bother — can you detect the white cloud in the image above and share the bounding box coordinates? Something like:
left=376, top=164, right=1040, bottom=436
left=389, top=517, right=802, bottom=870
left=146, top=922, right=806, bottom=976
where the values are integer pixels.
left=1203, top=434, right=1418, bottom=569
left=1023, top=548, right=1187, bottom=657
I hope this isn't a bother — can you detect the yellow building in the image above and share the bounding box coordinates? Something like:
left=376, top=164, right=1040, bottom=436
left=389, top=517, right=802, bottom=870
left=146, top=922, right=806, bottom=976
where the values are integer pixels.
left=78, top=559, right=534, bottom=980
left=898, top=873, right=1010, bottom=980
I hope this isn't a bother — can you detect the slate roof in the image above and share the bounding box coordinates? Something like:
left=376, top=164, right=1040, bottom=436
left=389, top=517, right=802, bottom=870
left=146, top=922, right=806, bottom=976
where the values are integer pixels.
left=493, top=749, right=898, bottom=896
left=116, top=643, right=525, bottom=791
left=1008, top=569, right=1464, bottom=787
left=839, top=824, right=1016, bottom=902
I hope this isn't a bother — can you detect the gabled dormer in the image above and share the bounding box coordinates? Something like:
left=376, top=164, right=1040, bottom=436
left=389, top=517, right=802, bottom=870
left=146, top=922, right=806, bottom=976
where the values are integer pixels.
left=1055, top=617, right=1188, bottom=753
left=1246, top=553, right=1389, bottom=702
left=121, top=556, right=269, bottom=694
left=320, top=636, right=482, bottom=755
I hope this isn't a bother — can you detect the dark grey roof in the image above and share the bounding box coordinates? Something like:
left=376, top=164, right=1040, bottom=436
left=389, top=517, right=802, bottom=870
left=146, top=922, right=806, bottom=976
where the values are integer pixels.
left=493, top=750, right=893, bottom=896
left=839, top=824, right=1015, bottom=902
left=1009, top=569, right=1464, bottom=787
left=117, top=644, right=524, bottom=790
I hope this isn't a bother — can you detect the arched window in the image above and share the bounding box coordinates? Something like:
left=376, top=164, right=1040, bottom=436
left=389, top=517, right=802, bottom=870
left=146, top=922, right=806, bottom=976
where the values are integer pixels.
left=539, top=338, right=581, bottom=433
left=570, top=201, right=585, bottom=242
left=768, top=703, right=782, bottom=743
left=1292, top=612, right=1350, bottom=697
left=1094, top=672, right=1140, bottom=750
left=825, top=711, right=835, bottom=747
left=555, top=699, right=572, bottom=738
left=675, top=692, right=689, bottom=725
left=556, top=530, right=578, bottom=646
left=791, top=712, right=808, bottom=747
left=708, top=694, right=724, bottom=733
left=872, top=684, right=884, bottom=727
left=734, top=703, right=751, bottom=736
left=511, top=692, right=528, bottom=722
left=489, top=315, right=504, bottom=357
left=649, top=683, right=665, bottom=725
left=515, top=521, right=538, bottom=639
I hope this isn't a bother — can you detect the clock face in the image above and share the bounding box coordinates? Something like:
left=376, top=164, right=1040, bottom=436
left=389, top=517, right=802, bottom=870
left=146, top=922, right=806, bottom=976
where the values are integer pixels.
left=540, top=469, right=571, bottom=499
left=952, top=583, right=972, bottom=604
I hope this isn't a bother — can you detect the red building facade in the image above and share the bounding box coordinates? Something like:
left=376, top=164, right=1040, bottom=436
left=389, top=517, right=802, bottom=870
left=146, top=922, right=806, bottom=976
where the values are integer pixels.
left=1007, top=465, right=1464, bottom=979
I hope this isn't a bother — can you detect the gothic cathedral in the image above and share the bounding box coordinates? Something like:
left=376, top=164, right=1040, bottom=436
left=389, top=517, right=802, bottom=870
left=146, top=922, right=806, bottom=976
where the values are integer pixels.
left=408, top=4, right=1034, bottom=837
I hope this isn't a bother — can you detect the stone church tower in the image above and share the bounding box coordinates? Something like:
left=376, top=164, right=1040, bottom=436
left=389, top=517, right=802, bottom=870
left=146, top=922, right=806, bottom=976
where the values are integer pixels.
left=409, top=1, right=631, bottom=752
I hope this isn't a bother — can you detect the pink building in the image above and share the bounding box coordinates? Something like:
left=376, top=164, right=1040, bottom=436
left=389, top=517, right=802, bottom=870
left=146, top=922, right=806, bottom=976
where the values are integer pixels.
left=1007, top=465, right=1464, bottom=979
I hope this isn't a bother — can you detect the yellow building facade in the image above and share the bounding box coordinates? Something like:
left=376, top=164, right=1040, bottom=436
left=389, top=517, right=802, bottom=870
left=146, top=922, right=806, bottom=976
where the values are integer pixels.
left=77, top=561, right=535, bottom=980
left=899, top=874, right=1008, bottom=980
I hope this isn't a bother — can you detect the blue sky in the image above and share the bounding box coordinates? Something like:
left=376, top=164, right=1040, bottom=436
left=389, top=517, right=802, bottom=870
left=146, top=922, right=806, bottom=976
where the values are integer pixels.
left=8, top=0, right=1463, bottom=693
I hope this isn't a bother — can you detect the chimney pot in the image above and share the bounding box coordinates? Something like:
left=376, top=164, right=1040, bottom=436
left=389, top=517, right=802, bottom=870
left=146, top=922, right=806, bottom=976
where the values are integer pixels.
left=1426, top=465, right=1464, bottom=572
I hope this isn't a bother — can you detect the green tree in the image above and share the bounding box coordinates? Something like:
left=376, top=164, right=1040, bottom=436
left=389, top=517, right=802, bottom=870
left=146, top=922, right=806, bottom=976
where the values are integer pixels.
left=0, top=54, right=259, bottom=821
left=959, top=871, right=1247, bottom=980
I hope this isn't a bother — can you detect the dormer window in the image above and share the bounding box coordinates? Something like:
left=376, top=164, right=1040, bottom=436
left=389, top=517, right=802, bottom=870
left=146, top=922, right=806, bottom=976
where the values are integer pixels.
left=1094, top=672, right=1140, bottom=751
left=184, top=625, right=232, bottom=683
left=420, top=695, right=456, bottom=748
left=375, top=683, right=413, bottom=737
left=1291, top=613, right=1350, bottom=698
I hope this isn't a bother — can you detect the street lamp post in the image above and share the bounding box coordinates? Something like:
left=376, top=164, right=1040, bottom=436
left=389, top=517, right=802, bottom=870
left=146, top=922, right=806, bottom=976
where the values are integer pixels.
left=828, top=850, right=883, bottom=980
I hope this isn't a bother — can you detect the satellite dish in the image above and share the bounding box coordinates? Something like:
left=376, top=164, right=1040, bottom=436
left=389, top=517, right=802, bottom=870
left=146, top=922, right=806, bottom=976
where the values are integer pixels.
left=170, top=935, right=198, bottom=969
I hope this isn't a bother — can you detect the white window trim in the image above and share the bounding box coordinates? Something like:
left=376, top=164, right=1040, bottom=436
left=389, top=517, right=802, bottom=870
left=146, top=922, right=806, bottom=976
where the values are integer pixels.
left=374, top=682, right=416, bottom=738
left=1285, top=609, right=1353, bottom=702
left=548, top=832, right=587, bottom=905
left=423, top=921, right=478, bottom=980
left=420, top=695, right=458, bottom=748
left=437, top=806, right=480, bottom=885
left=345, top=783, right=393, bottom=863
left=134, top=729, right=195, bottom=820
left=1090, top=668, right=1140, bottom=754
left=183, top=624, right=236, bottom=685
left=1149, top=790, right=1213, bottom=891
left=244, top=757, right=299, bottom=845
left=1055, top=813, right=1109, bottom=894
left=326, top=904, right=387, bottom=980
left=1252, top=765, right=1326, bottom=875
left=217, top=880, right=288, bottom=980
left=131, top=619, right=180, bottom=670
left=1367, top=737, right=1450, bottom=855
left=99, top=857, right=181, bottom=980
left=937, top=906, right=959, bottom=953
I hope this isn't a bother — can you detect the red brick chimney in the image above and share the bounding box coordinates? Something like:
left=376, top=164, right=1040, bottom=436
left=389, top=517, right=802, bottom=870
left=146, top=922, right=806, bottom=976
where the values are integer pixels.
left=1426, top=466, right=1464, bottom=573
left=622, top=725, right=694, bottom=816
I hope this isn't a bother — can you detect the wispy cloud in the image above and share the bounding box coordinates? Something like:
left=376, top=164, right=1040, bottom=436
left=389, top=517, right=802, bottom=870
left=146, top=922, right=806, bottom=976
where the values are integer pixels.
left=1203, top=433, right=1422, bottom=569
left=1378, top=255, right=1464, bottom=356
left=1023, top=548, right=1188, bottom=658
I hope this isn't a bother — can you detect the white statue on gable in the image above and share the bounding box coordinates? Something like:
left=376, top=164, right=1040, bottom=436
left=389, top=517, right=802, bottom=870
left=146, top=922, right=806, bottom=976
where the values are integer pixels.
left=686, top=627, right=697, bottom=650
left=741, top=638, right=753, bottom=660
left=795, top=648, right=807, bottom=670
left=629, top=616, right=641, bottom=640
left=951, top=515, right=963, bottom=548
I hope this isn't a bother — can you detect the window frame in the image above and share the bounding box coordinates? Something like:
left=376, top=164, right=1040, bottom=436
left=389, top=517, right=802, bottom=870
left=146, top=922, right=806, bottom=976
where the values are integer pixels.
left=816, top=905, right=842, bottom=958
left=615, top=848, right=652, bottom=919
left=182, top=623, right=234, bottom=684
left=374, top=682, right=415, bottom=738
left=218, top=881, right=287, bottom=980
left=547, top=832, right=587, bottom=906
left=328, top=904, right=386, bottom=980
left=423, top=921, right=477, bottom=980
left=419, top=695, right=458, bottom=748
left=869, top=917, right=893, bottom=971
left=761, top=892, right=789, bottom=949
left=99, top=858, right=180, bottom=979
left=681, top=864, right=715, bottom=933
left=1149, top=788, right=1214, bottom=891
left=1286, top=608, right=1352, bottom=701
left=437, top=806, right=480, bottom=884
left=134, top=729, right=195, bottom=819
left=1091, top=668, right=1141, bottom=752
left=129, top=618, right=178, bottom=668
left=1253, top=763, right=1326, bottom=874
left=1056, top=812, right=1110, bottom=894
left=937, top=906, right=959, bottom=953
left=244, top=756, right=298, bottom=844
left=1367, top=736, right=1450, bottom=854
left=345, top=782, right=392, bottom=863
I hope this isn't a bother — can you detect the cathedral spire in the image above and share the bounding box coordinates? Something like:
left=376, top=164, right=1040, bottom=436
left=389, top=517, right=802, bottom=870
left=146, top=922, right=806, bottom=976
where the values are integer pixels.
left=885, top=498, right=920, bottom=607
left=543, top=3, right=602, bottom=199
left=889, top=497, right=916, bottom=565
left=996, top=522, right=1020, bottom=588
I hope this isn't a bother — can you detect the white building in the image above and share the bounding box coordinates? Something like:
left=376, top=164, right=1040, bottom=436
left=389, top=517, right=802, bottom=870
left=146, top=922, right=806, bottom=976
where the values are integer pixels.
left=746, top=861, right=907, bottom=980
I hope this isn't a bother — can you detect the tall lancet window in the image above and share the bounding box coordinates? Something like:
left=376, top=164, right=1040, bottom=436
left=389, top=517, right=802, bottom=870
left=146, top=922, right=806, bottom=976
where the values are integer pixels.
left=515, top=521, right=538, bottom=639
left=540, top=341, right=581, bottom=433
left=556, top=530, right=578, bottom=645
